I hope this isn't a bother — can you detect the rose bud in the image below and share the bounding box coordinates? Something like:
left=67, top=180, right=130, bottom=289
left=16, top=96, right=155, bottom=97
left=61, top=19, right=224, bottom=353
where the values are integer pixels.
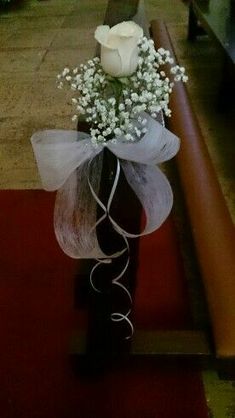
left=95, top=21, right=143, bottom=77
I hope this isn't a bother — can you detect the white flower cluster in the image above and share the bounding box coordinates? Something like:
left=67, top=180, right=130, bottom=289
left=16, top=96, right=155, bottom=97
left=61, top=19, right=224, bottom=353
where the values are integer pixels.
left=57, top=36, right=188, bottom=145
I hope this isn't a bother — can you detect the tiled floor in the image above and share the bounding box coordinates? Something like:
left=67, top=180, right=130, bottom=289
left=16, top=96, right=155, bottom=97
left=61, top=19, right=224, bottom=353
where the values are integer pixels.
left=0, top=0, right=235, bottom=416
left=0, top=0, right=107, bottom=188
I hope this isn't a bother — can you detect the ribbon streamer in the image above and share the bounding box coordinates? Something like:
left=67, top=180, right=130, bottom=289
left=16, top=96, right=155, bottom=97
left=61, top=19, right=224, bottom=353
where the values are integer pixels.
left=31, top=112, right=180, bottom=338
left=87, top=155, right=133, bottom=338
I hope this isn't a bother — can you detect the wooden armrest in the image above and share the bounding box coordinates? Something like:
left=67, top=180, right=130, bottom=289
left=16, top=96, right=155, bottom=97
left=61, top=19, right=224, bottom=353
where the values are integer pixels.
left=150, top=19, right=235, bottom=358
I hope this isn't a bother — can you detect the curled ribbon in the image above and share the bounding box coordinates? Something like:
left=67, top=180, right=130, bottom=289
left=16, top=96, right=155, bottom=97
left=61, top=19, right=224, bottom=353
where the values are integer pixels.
left=31, top=112, right=180, bottom=337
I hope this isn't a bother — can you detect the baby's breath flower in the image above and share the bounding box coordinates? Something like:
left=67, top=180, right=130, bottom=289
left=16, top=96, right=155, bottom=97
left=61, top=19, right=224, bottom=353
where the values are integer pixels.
left=114, top=127, right=122, bottom=136
left=62, top=67, right=70, bottom=77
left=57, top=35, right=187, bottom=145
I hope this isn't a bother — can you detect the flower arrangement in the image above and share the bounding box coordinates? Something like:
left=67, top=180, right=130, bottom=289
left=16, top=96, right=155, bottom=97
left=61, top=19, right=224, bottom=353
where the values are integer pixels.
left=31, top=21, right=188, bottom=338
left=57, top=21, right=187, bottom=146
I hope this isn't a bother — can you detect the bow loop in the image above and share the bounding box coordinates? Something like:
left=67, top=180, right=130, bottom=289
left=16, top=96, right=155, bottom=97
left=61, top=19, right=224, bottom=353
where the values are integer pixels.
left=31, top=130, right=100, bottom=191
left=107, top=113, right=179, bottom=165
left=31, top=115, right=180, bottom=259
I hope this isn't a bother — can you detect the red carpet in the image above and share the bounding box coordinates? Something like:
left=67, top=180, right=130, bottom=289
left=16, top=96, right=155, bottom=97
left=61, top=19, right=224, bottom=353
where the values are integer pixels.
left=0, top=190, right=209, bottom=418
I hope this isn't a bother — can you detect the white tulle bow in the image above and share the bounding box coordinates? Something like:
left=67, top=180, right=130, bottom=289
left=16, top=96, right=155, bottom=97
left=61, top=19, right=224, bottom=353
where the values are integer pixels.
left=31, top=113, right=179, bottom=259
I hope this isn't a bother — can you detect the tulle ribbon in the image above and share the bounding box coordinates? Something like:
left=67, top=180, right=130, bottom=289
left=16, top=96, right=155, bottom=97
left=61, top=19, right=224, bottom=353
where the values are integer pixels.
left=31, top=112, right=179, bottom=258
left=31, top=113, right=179, bottom=337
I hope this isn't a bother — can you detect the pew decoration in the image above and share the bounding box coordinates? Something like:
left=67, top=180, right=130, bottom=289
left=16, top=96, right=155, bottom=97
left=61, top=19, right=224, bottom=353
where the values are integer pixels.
left=31, top=21, right=187, bottom=338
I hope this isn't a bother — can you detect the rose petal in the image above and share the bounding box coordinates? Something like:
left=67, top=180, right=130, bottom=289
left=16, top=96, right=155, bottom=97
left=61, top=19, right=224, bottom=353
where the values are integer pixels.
left=95, top=21, right=143, bottom=76
left=116, top=38, right=139, bottom=75
left=109, top=21, right=143, bottom=39
left=94, top=25, right=111, bottom=47
left=100, top=46, right=122, bottom=76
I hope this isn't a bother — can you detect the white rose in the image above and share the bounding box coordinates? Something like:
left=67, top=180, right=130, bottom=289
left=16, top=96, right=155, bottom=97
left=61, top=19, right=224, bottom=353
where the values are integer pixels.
left=95, top=21, right=143, bottom=77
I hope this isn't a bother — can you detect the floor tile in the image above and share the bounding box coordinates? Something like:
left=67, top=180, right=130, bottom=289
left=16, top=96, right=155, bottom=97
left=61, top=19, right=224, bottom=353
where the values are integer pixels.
left=0, top=75, right=33, bottom=117
left=50, top=28, right=95, bottom=50
left=20, top=75, right=75, bottom=117
left=0, top=48, right=46, bottom=72
left=1, top=15, right=66, bottom=29
left=0, top=16, right=23, bottom=31
left=38, top=47, right=96, bottom=76
left=62, top=12, right=105, bottom=29
left=3, top=28, right=58, bottom=49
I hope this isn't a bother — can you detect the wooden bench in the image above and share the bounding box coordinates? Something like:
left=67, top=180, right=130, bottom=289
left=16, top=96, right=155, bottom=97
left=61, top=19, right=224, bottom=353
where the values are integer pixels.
left=151, top=19, right=235, bottom=370
left=71, top=1, right=235, bottom=378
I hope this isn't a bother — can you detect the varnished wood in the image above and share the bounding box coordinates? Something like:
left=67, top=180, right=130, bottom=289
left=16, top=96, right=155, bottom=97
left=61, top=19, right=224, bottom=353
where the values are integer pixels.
left=151, top=19, right=235, bottom=359
left=104, top=0, right=139, bottom=26
left=70, top=330, right=211, bottom=357
left=73, top=6, right=215, bottom=369
left=73, top=0, right=142, bottom=371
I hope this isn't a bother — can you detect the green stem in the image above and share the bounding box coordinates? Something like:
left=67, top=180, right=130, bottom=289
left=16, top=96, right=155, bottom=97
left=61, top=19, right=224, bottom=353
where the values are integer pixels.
left=110, top=79, right=123, bottom=114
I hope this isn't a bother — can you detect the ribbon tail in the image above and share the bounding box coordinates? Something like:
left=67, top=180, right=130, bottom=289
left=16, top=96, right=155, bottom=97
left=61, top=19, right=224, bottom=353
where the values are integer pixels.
left=109, top=161, right=173, bottom=238
left=54, top=154, right=107, bottom=259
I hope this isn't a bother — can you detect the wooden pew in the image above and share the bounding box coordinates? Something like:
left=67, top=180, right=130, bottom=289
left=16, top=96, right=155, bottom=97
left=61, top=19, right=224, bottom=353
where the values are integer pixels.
left=150, top=20, right=235, bottom=367
left=71, top=0, right=211, bottom=369
left=72, top=1, right=235, bottom=377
